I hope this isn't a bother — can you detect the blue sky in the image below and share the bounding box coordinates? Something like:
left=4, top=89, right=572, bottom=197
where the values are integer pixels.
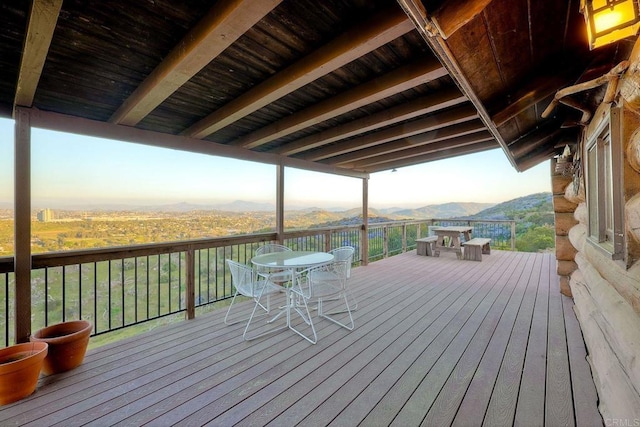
left=0, top=117, right=550, bottom=209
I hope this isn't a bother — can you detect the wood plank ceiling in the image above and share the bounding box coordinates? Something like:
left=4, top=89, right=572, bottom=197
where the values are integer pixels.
left=1, top=0, right=636, bottom=174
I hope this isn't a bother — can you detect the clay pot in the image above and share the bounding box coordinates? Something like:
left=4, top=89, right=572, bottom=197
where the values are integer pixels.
left=0, top=342, right=48, bottom=405
left=31, top=320, right=92, bottom=375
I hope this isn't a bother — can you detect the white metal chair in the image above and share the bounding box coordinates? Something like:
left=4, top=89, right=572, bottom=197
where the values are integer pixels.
left=307, top=246, right=357, bottom=312
left=225, top=259, right=286, bottom=340
left=289, top=259, right=354, bottom=344
left=329, top=246, right=357, bottom=310
left=254, top=243, right=292, bottom=285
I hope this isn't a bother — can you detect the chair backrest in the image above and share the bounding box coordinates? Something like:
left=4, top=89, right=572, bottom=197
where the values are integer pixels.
left=254, top=244, right=291, bottom=277
left=255, top=243, right=291, bottom=256
left=226, top=259, right=255, bottom=297
left=301, top=260, right=349, bottom=299
left=329, top=246, right=354, bottom=278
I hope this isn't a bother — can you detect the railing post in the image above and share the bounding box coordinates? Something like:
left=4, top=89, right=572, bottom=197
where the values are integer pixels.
left=185, top=247, right=195, bottom=320
left=383, top=226, right=389, bottom=258
left=511, top=221, right=517, bottom=251
left=324, top=231, right=331, bottom=252
left=402, top=223, right=407, bottom=253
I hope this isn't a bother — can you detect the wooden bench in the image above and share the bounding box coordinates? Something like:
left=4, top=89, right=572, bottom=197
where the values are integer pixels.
left=416, top=236, right=438, bottom=256
left=462, top=238, right=492, bottom=261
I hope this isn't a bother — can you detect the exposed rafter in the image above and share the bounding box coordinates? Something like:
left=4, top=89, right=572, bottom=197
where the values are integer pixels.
left=274, top=87, right=467, bottom=156
left=508, top=119, right=564, bottom=159
left=304, top=104, right=478, bottom=162
left=363, top=140, right=498, bottom=173
left=346, top=130, right=494, bottom=169
left=427, top=0, right=493, bottom=39
left=13, top=0, right=63, bottom=110
left=326, top=119, right=487, bottom=166
left=183, top=6, right=413, bottom=139
left=231, top=57, right=448, bottom=149
left=110, top=0, right=281, bottom=126
left=490, top=74, right=575, bottom=126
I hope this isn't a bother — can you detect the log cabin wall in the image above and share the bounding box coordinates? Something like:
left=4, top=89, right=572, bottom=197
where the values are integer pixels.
left=552, top=160, right=578, bottom=297
left=566, top=75, right=640, bottom=419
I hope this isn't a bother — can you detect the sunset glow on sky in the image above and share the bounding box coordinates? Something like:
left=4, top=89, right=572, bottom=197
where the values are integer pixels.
left=0, top=118, right=550, bottom=210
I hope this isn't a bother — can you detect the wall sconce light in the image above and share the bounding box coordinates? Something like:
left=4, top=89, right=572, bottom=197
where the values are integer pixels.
left=581, top=0, right=640, bottom=49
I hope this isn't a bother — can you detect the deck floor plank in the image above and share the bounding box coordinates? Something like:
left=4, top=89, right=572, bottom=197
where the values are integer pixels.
left=384, top=250, right=517, bottom=426
left=481, top=253, right=543, bottom=426
left=0, top=251, right=602, bottom=427
left=513, top=251, right=550, bottom=426
left=545, top=259, right=575, bottom=427
left=421, top=252, right=531, bottom=426
left=562, top=295, right=602, bottom=427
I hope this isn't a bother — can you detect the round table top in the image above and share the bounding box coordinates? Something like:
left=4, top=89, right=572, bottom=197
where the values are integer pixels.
left=251, top=250, right=333, bottom=268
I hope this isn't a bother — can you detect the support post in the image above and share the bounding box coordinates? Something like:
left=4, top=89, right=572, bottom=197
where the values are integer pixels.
left=276, top=162, right=285, bottom=244
left=361, top=177, right=369, bottom=265
left=14, top=108, right=32, bottom=343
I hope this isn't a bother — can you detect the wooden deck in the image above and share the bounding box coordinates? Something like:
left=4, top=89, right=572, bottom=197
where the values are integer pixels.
left=0, top=250, right=602, bottom=426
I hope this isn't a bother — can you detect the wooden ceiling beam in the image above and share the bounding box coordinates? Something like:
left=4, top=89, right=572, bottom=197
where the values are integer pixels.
left=232, top=57, right=448, bottom=149
left=491, top=68, right=578, bottom=126
left=490, top=74, right=574, bottom=126
left=362, top=140, right=498, bottom=173
left=398, top=0, right=517, bottom=168
left=274, top=87, right=466, bottom=156
left=508, top=120, right=563, bottom=159
left=515, top=146, right=558, bottom=171
left=346, top=130, right=494, bottom=169
left=428, top=0, right=493, bottom=39
left=306, top=104, right=478, bottom=162
left=184, top=6, right=414, bottom=139
left=110, top=0, right=281, bottom=126
left=13, top=0, right=63, bottom=109
left=326, top=119, right=487, bottom=165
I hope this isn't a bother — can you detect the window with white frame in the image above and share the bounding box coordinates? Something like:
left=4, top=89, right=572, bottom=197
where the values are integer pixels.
left=585, top=107, right=624, bottom=260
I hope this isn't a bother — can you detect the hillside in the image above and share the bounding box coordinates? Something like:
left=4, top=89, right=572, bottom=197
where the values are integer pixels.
left=392, top=202, right=495, bottom=219
left=467, top=192, right=553, bottom=222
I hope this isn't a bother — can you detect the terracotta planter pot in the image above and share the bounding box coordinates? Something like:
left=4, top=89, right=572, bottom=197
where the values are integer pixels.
left=31, top=320, right=92, bottom=375
left=0, top=342, right=48, bottom=405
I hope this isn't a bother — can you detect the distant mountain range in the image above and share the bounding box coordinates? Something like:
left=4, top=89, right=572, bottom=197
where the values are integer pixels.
left=2, top=193, right=553, bottom=220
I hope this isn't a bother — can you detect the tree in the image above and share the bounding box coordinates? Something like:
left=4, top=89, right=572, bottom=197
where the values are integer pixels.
left=516, top=225, right=555, bottom=252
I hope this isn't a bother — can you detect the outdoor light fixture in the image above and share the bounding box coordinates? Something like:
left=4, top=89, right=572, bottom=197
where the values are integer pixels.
left=581, top=0, right=640, bottom=49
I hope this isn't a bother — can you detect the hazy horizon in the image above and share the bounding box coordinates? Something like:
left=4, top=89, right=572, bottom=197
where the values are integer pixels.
left=1, top=118, right=552, bottom=210
left=0, top=194, right=546, bottom=213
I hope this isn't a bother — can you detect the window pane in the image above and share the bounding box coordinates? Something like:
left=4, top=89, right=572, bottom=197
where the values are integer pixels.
left=587, top=145, right=598, bottom=239
left=603, top=138, right=614, bottom=241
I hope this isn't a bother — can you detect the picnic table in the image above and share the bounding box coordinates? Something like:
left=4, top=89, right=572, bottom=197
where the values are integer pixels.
left=432, top=226, right=473, bottom=260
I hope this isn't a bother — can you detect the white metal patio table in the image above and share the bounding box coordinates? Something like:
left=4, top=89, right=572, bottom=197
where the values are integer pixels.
left=251, top=250, right=334, bottom=332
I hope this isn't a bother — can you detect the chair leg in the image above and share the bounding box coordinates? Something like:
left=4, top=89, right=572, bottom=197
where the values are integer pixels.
left=288, top=291, right=317, bottom=344
left=319, top=294, right=354, bottom=331
left=223, top=290, right=243, bottom=325
left=324, top=288, right=357, bottom=314
left=243, top=292, right=287, bottom=341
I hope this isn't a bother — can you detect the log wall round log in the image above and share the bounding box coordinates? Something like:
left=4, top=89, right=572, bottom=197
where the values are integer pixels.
left=556, top=235, right=578, bottom=261
left=555, top=212, right=579, bottom=236
left=564, top=177, right=584, bottom=204
left=628, top=193, right=640, bottom=245
left=553, top=194, right=578, bottom=213
left=627, top=127, right=640, bottom=173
